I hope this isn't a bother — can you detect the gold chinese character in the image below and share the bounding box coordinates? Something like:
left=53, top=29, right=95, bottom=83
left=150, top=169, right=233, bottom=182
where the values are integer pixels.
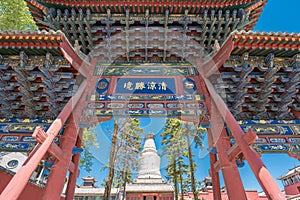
left=135, top=82, right=146, bottom=90
left=159, top=82, right=167, bottom=90
left=124, top=81, right=133, bottom=90
left=148, top=81, right=156, bottom=90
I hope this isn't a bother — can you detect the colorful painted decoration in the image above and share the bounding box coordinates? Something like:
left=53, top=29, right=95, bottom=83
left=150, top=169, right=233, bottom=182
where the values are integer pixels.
left=241, top=125, right=294, bottom=135
left=289, top=138, right=300, bottom=143
left=1, top=136, right=19, bottom=142
left=87, top=103, right=105, bottom=109
left=107, top=103, right=125, bottom=109
left=95, top=78, right=109, bottom=94
left=255, top=138, right=267, bottom=143
left=182, top=77, right=197, bottom=94
left=94, top=63, right=198, bottom=76
left=7, top=160, right=19, bottom=168
left=256, top=144, right=289, bottom=152
left=147, top=103, right=164, bottom=109
left=166, top=103, right=184, bottom=108
left=21, top=136, right=36, bottom=142
left=0, top=142, right=33, bottom=151
left=125, top=110, right=144, bottom=115
left=269, top=138, right=287, bottom=143
left=127, top=103, right=144, bottom=108
left=146, top=110, right=167, bottom=115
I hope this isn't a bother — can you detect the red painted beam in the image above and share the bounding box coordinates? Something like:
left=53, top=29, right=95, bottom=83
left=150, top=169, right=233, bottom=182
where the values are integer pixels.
left=0, top=80, right=87, bottom=200
left=68, top=161, right=75, bottom=174
left=43, top=73, right=96, bottom=199
left=227, top=129, right=257, bottom=161
left=42, top=114, right=79, bottom=199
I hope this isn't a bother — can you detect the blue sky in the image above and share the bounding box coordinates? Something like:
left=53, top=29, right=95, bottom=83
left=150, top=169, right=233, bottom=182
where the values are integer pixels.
left=254, top=0, right=300, bottom=33
left=78, top=1, right=300, bottom=191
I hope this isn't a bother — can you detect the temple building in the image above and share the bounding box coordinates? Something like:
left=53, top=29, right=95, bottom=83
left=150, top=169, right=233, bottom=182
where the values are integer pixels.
left=73, top=176, right=119, bottom=200
left=125, top=134, right=174, bottom=200
left=278, top=166, right=300, bottom=199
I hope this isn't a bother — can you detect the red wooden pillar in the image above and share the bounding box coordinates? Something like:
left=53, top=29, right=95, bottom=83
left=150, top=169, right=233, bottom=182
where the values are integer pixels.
left=216, top=128, right=247, bottom=200
left=42, top=114, right=78, bottom=199
left=65, top=129, right=83, bottom=200
left=204, top=78, right=286, bottom=200
left=209, top=100, right=247, bottom=200
left=207, top=129, right=221, bottom=200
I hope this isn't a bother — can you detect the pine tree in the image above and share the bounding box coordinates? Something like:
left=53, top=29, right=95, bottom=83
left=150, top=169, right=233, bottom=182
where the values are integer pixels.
left=161, top=118, right=188, bottom=200
left=182, top=122, right=205, bottom=200
left=161, top=118, right=205, bottom=200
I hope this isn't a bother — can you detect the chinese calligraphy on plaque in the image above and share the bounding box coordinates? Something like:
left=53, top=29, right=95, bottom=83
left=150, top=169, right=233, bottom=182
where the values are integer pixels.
left=116, top=78, right=175, bottom=94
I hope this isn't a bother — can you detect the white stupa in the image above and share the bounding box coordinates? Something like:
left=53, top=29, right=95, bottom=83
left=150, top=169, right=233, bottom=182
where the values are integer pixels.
left=126, top=134, right=174, bottom=192
left=137, top=134, right=162, bottom=181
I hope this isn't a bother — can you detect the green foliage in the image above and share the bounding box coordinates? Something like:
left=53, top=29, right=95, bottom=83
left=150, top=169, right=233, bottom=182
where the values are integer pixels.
left=161, top=118, right=188, bottom=200
left=79, top=128, right=99, bottom=174
left=0, top=0, right=37, bottom=30
left=80, top=150, right=94, bottom=174
left=82, top=128, right=99, bottom=148
left=161, top=118, right=205, bottom=200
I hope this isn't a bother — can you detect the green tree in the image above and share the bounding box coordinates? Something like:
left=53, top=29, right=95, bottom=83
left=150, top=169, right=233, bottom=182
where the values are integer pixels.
left=161, top=118, right=205, bottom=200
left=0, top=0, right=37, bottom=30
left=161, top=118, right=188, bottom=200
left=104, top=117, right=143, bottom=200
left=182, top=121, right=205, bottom=200
left=79, top=128, right=99, bottom=174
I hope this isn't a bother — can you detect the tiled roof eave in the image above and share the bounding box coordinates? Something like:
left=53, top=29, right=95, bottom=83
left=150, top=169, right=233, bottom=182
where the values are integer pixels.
left=0, top=30, right=64, bottom=52
left=230, top=30, right=300, bottom=56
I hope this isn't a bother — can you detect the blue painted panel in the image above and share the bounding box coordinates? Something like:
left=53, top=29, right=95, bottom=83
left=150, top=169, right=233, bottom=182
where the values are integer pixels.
left=1, top=136, right=19, bottom=141
left=95, top=78, right=109, bottom=94
left=241, top=125, right=294, bottom=135
left=239, top=120, right=300, bottom=125
left=258, top=144, right=289, bottom=152
left=0, top=142, right=33, bottom=151
left=182, top=77, right=197, bottom=94
left=115, top=78, right=176, bottom=94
